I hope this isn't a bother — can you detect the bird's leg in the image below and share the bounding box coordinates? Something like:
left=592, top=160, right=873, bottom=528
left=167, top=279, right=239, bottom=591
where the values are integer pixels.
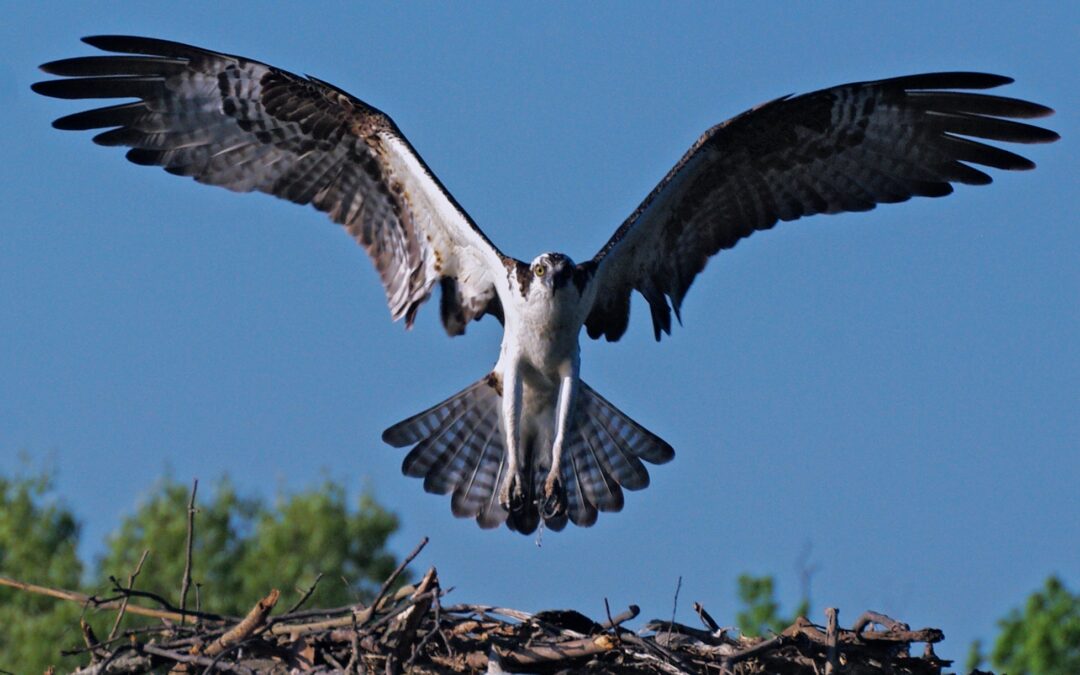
left=543, top=367, right=576, bottom=518
left=498, top=361, right=525, bottom=513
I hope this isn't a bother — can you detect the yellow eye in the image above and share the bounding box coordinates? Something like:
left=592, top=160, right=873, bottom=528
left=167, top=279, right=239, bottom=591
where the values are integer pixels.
left=533, top=265, right=546, bottom=277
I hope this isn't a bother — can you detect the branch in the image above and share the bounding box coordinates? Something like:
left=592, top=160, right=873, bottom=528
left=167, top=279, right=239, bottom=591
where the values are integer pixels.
left=0, top=575, right=220, bottom=625
left=108, top=548, right=149, bottom=641
left=361, top=536, right=428, bottom=626
left=285, top=572, right=324, bottom=615
left=201, top=589, right=280, bottom=657
left=179, top=478, right=198, bottom=619
left=825, top=607, right=839, bottom=675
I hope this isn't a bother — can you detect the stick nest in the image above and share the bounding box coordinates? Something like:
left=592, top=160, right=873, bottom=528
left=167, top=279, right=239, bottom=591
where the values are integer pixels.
left=19, top=536, right=953, bottom=674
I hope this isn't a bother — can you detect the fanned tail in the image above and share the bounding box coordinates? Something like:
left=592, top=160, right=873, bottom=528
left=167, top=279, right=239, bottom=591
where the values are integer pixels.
left=382, top=376, right=674, bottom=534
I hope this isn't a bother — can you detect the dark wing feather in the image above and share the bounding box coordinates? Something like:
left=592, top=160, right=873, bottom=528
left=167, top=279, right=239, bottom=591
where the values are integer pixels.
left=33, top=35, right=507, bottom=335
left=583, top=72, right=1058, bottom=342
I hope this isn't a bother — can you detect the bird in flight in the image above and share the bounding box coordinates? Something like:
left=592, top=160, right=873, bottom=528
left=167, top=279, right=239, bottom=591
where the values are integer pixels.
left=34, top=36, right=1057, bottom=534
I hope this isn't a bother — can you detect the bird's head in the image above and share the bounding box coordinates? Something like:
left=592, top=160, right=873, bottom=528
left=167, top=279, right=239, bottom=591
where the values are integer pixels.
left=529, top=252, right=576, bottom=293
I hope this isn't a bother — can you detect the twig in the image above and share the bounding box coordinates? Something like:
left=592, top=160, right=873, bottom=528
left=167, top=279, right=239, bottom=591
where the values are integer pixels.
left=852, top=610, right=907, bottom=635
left=202, top=589, right=280, bottom=657
left=726, top=634, right=788, bottom=664
left=141, top=644, right=251, bottom=674
left=0, top=575, right=212, bottom=624
left=180, top=478, right=199, bottom=620
left=405, top=586, right=444, bottom=671
left=600, top=604, right=639, bottom=631
left=108, top=548, right=150, bottom=641
left=362, top=536, right=428, bottom=626
left=603, top=597, right=616, bottom=639
left=668, top=575, right=682, bottom=644
left=825, top=607, right=839, bottom=675
left=105, top=585, right=231, bottom=622
left=286, top=573, right=324, bottom=614
left=494, top=634, right=616, bottom=666
left=345, top=613, right=360, bottom=675
left=80, top=619, right=102, bottom=663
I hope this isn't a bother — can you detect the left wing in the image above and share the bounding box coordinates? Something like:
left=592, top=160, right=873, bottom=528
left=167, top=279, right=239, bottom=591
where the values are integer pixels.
left=33, top=35, right=508, bottom=335
left=583, top=72, right=1058, bottom=342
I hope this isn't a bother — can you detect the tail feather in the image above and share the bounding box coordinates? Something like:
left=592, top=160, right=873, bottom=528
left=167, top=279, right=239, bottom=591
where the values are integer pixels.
left=453, top=422, right=507, bottom=528
left=567, top=418, right=624, bottom=512
left=562, top=449, right=598, bottom=527
left=383, top=375, right=509, bottom=529
left=589, top=414, right=649, bottom=490
left=383, top=375, right=673, bottom=534
left=575, top=383, right=674, bottom=491
left=383, top=378, right=491, bottom=448
left=400, top=399, right=480, bottom=482
left=422, top=397, right=500, bottom=495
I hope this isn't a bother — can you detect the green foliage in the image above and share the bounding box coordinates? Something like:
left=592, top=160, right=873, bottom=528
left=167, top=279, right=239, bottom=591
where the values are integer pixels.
left=965, top=637, right=986, bottom=672
left=95, top=476, right=258, bottom=616
left=0, top=470, right=84, bottom=673
left=735, top=573, right=809, bottom=637
left=990, top=575, right=1080, bottom=675
left=95, top=475, right=405, bottom=618
left=238, top=480, right=402, bottom=609
left=0, top=467, right=404, bottom=672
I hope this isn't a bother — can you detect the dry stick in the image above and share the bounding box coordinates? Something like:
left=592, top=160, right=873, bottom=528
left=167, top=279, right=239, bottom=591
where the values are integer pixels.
left=0, top=575, right=207, bottom=624
left=141, top=644, right=249, bottom=674
left=824, top=607, right=839, bottom=675
left=285, top=573, right=324, bottom=615
left=104, top=586, right=232, bottom=622
left=727, top=634, right=787, bottom=668
left=202, top=589, right=280, bottom=657
left=344, top=613, right=360, bottom=675
left=275, top=586, right=426, bottom=636
left=619, top=632, right=696, bottom=675
left=852, top=610, right=906, bottom=635
left=384, top=567, right=438, bottom=672
left=109, top=548, right=150, bottom=641
left=405, top=584, right=445, bottom=671
left=603, top=597, right=616, bottom=642
left=494, top=635, right=616, bottom=667
left=180, top=478, right=199, bottom=620
left=81, top=647, right=154, bottom=675
left=363, top=536, right=429, bottom=626
left=80, top=619, right=102, bottom=663
left=667, top=575, right=682, bottom=645
left=599, top=604, right=639, bottom=631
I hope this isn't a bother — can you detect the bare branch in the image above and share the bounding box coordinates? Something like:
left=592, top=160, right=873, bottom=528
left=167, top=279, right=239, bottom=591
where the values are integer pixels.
left=179, top=478, right=198, bottom=620
left=108, top=548, right=150, bottom=641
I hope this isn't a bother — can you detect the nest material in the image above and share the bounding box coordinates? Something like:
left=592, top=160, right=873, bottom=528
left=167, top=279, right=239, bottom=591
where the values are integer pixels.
left=58, top=564, right=951, bottom=674
left=0, top=534, right=955, bottom=674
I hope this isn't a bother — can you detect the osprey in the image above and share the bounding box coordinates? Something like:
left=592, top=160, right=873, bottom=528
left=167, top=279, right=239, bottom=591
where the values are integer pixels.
left=34, top=36, right=1058, bottom=533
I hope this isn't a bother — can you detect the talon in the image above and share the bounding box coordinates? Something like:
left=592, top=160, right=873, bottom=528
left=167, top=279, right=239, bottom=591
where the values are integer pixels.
left=499, top=474, right=527, bottom=513
left=509, top=484, right=527, bottom=515
left=543, top=477, right=566, bottom=519
left=498, top=475, right=514, bottom=511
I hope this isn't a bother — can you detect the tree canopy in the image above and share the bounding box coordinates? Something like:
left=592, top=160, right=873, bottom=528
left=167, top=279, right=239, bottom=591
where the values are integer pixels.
left=0, top=469, right=405, bottom=673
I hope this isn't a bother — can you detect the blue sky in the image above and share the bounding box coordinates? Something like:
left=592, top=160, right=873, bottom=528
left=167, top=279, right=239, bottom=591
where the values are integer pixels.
left=2, top=2, right=1077, bottom=662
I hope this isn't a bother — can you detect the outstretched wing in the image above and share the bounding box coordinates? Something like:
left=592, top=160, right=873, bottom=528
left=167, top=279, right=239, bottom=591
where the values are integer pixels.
left=583, top=72, right=1058, bottom=342
left=33, top=35, right=508, bottom=335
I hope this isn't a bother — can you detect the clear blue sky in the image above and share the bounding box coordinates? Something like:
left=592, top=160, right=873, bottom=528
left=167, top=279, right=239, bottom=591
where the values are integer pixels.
left=3, top=2, right=1076, bottom=662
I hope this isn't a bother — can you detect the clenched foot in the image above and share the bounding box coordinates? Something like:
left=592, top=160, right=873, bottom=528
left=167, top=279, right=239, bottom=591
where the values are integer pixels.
left=543, top=474, right=566, bottom=519
left=498, top=473, right=526, bottom=513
